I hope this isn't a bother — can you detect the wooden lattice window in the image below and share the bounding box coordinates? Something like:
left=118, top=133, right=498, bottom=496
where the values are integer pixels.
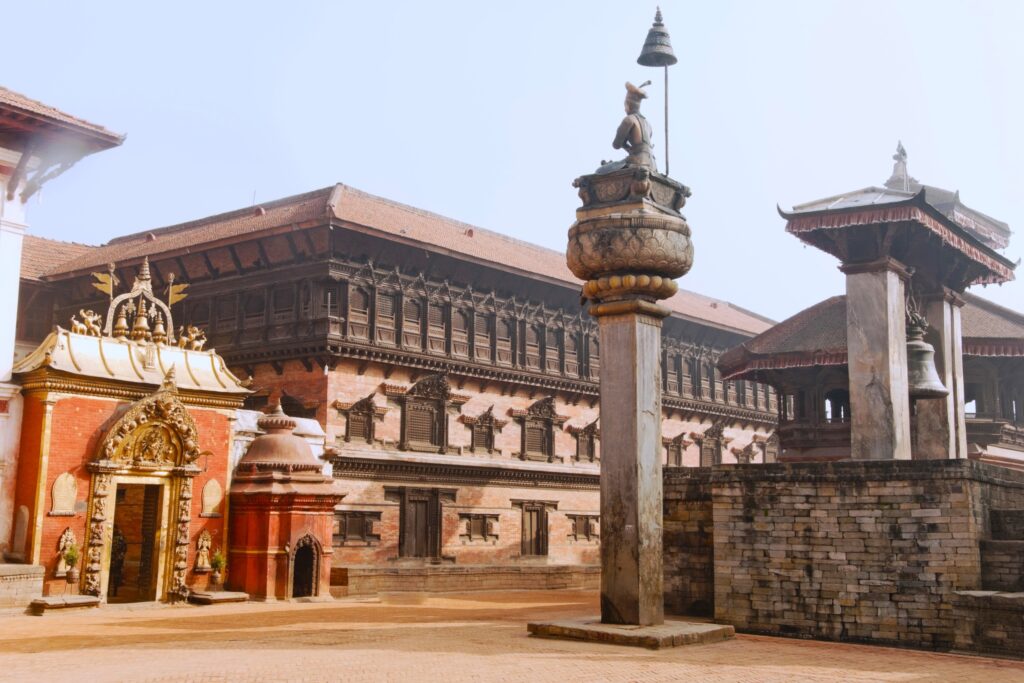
left=525, top=325, right=541, bottom=370
left=665, top=434, right=689, bottom=466
left=665, top=352, right=680, bottom=394
left=474, top=313, right=492, bottom=362
left=544, top=328, right=561, bottom=373
left=515, top=397, right=566, bottom=462
left=376, top=291, right=398, bottom=345
left=567, top=514, right=599, bottom=542
left=407, top=401, right=439, bottom=446
left=272, top=285, right=295, bottom=322
left=459, top=514, right=499, bottom=543
left=452, top=309, right=470, bottom=357
left=496, top=318, right=513, bottom=366
left=403, top=299, right=423, bottom=349
left=565, top=334, right=580, bottom=377
left=399, top=374, right=453, bottom=454
left=465, top=406, right=504, bottom=454
left=332, top=511, right=382, bottom=546
left=349, top=287, right=369, bottom=339
left=427, top=302, right=446, bottom=353
left=572, top=419, right=599, bottom=462
left=243, top=292, right=265, bottom=327
left=348, top=412, right=370, bottom=441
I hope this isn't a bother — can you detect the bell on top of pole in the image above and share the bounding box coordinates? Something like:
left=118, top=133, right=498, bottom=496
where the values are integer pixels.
left=637, top=7, right=678, bottom=67
left=637, top=7, right=677, bottom=176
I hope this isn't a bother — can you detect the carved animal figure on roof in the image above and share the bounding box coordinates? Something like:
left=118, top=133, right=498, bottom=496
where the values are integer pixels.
left=79, top=309, right=103, bottom=336
left=177, top=325, right=207, bottom=351
left=69, top=315, right=88, bottom=335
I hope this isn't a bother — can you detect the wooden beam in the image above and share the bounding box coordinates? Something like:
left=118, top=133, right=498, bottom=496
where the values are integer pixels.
left=227, top=244, right=245, bottom=274
left=201, top=252, right=219, bottom=279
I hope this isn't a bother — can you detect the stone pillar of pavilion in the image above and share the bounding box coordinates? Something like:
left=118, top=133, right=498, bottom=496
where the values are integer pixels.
left=570, top=81, right=693, bottom=627
left=781, top=145, right=1016, bottom=460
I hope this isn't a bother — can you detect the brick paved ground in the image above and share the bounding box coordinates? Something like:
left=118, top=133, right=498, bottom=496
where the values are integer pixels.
left=0, top=590, right=1022, bottom=683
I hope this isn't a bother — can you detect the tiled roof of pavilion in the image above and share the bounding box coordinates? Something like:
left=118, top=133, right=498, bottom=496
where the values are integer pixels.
left=37, top=184, right=774, bottom=336
left=0, top=86, right=124, bottom=148
left=719, top=292, right=1024, bottom=379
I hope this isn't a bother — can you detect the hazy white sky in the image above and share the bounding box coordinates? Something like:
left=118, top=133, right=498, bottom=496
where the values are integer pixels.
left=6, top=1, right=1022, bottom=322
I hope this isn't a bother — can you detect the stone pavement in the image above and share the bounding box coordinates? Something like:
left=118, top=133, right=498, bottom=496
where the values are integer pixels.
left=0, top=590, right=1021, bottom=682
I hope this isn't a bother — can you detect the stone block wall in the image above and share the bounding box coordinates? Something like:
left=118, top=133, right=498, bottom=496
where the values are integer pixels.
left=0, top=564, right=43, bottom=608
left=954, top=591, right=1024, bottom=657
left=663, top=474, right=714, bottom=616
left=980, top=540, right=1024, bottom=591
left=663, top=460, right=1024, bottom=655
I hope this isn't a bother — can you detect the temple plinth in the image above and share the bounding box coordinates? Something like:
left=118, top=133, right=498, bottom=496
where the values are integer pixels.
left=569, top=164, right=693, bottom=626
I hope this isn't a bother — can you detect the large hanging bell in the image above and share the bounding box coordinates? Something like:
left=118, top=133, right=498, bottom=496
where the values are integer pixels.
left=906, top=315, right=948, bottom=399
left=637, top=8, right=678, bottom=67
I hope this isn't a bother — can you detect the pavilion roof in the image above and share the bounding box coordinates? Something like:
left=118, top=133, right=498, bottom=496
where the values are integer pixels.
left=719, top=292, right=1024, bottom=380
left=35, top=184, right=774, bottom=336
left=0, top=86, right=124, bottom=150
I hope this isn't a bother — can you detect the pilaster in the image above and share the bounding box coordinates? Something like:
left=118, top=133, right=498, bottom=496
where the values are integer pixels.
left=915, top=290, right=968, bottom=459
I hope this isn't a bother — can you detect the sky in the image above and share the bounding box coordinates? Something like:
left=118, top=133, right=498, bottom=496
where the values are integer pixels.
left=5, top=0, right=1023, bottom=322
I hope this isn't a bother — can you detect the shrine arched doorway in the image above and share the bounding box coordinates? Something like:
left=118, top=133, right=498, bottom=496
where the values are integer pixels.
left=83, top=376, right=204, bottom=603
left=291, top=534, right=320, bottom=598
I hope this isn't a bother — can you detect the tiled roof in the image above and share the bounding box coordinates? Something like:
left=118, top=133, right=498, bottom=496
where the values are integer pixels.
left=20, top=235, right=96, bottom=281
left=42, top=184, right=774, bottom=336
left=962, top=292, right=1024, bottom=339
left=720, top=293, right=1024, bottom=378
left=0, top=86, right=123, bottom=146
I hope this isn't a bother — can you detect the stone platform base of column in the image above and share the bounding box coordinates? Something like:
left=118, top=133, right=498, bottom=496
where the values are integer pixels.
left=188, top=590, right=249, bottom=605
left=527, top=618, right=735, bottom=649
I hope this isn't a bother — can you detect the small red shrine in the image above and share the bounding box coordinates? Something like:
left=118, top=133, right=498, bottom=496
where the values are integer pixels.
left=228, top=405, right=344, bottom=600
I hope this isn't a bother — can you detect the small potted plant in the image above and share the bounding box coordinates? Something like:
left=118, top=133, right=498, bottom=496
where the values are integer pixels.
left=64, top=542, right=80, bottom=584
left=209, top=549, right=226, bottom=587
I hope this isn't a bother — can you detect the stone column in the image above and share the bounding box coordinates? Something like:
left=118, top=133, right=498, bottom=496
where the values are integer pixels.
left=841, top=259, right=912, bottom=460
left=593, top=300, right=666, bottom=625
left=567, top=166, right=693, bottom=626
left=915, top=291, right=968, bottom=459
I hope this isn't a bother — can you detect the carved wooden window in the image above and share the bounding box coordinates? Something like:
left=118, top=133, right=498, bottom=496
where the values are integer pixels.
left=272, top=285, right=295, bottom=322
left=516, top=397, right=566, bottom=462
left=516, top=502, right=550, bottom=556
left=340, top=394, right=382, bottom=444
left=299, top=282, right=312, bottom=319
left=525, top=325, right=541, bottom=370
left=544, top=328, right=561, bottom=373
left=376, top=291, right=398, bottom=346
left=400, top=374, right=454, bottom=453
left=698, top=424, right=724, bottom=467
left=243, top=291, right=266, bottom=328
left=565, top=334, right=580, bottom=377
left=568, top=514, right=599, bottom=542
left=824, top=388, right=851, bottom=423
left=452, top=309, right=470, bottom=357
left=703, top=361, right=715, bottom=401
left=736, top=380, right=748, bottom=407
left=688, top=357, right=701, bottom=398
left=474, top=313, right=492, bottom=362
left=459, top=514, right=499, bottom=543
left=496, top=318, right=514, bottom=366
left=723, top=380, right=733, bottom=405
left=216, top=295, right=236, bottom=329
left=386, top=487, right=454, bottom=559
left=751, top=382, right=760, bottom=410
left=332, top=511, right=382, bottom=546
left=403, top=299, right=423, bottom=349
left=680, top=354, right=692, bottom=397
left=321, top=283, right=342, bottom=317
left=665, top=434, right=688, bottom=466
left=349, top=287, right=369, bottom=339
left=763, top=432, right=780, bottom=463
left=427, top=302, right=447, bottom=353
left=572, top=420, right=599, bottom=462
left=466, top=406, right=504, bottom=454
left=589, top=336, right=600, bottom=378
left=665, top=353, right=680, bottom=394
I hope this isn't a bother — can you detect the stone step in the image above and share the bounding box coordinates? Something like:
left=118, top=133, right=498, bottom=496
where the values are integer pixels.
left=527, top=618, right=735, bottom=649
left=990, top=509, right=1024, bottom=540
left=29, top=595, right=100, bottom=615
left=188, top=590, right=249, bottom=605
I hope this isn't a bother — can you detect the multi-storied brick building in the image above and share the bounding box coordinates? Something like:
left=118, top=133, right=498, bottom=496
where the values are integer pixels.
left=16, top=183, right=777, bottom=585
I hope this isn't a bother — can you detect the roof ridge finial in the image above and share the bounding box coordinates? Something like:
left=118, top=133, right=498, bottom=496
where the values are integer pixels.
left=654, top=6, right=663, bottom=24
left=139, top=256, right=151, bottom=281
left=884, top=140, right=917, bottom=193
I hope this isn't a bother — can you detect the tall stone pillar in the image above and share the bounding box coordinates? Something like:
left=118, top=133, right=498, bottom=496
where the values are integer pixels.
left=841, top=259, right=912, bottom=460
left=567, top=162, right=693, bottom=626
left=915, top=291, right=968, bottom=459
left=595, top=301, right=666, bottom=625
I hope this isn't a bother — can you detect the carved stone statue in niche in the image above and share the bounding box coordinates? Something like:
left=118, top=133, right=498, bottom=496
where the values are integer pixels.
left=195, top=529, right=212, bottom=572
left=55, top=528, right=76, bottom=577
left=596, top=81, right=657, bottom=175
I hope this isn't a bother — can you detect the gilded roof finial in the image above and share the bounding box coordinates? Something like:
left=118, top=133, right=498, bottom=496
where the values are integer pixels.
left=162, top=365, right=177, bottom=391
left=139, top=256, right=151, bottom=281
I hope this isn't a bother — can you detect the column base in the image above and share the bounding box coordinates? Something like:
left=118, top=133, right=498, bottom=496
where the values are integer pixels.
left=527, top=618, right=734, bottom=649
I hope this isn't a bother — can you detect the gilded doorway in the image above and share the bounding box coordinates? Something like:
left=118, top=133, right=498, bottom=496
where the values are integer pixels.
left=82, top=373, right=205, bottom=602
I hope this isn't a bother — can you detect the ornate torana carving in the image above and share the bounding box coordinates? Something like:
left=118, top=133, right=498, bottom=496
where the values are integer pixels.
left=170, top=478, right=193, bottom=601
left=95, top=369, right=205, bottom=469
left=408, top=373, right=452, bottom=402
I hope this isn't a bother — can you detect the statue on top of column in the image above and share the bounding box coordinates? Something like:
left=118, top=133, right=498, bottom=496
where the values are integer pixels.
left=597, top=82, right=657, bottom=174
